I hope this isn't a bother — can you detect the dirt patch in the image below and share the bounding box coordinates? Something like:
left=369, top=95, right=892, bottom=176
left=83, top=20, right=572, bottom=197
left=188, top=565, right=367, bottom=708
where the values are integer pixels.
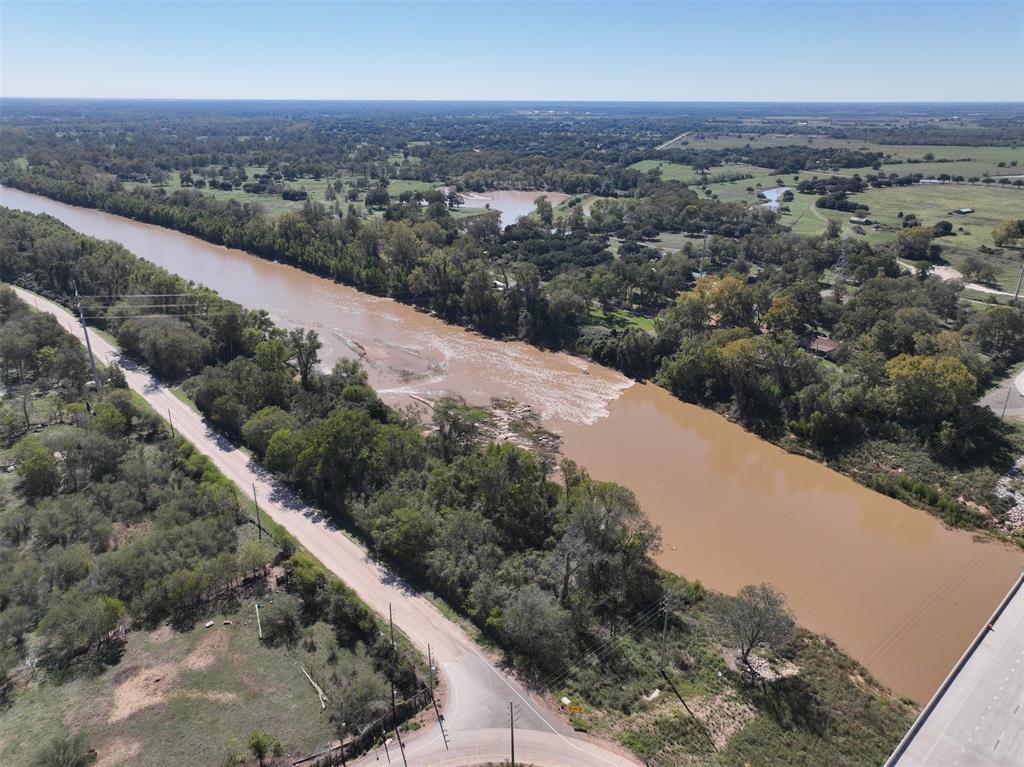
left=688, top=692, right=757, bottom=751
left=109, top=664, right=179, bottom=722
left=185, top=629, right=228, bottom=671
left=94, top=737, right=142, bottom=767
left=147, top=624, right=173, bottom=644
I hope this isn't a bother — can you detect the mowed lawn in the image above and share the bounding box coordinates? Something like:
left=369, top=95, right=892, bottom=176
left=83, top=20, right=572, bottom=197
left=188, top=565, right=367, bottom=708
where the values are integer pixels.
left=387, top=179, right=436, bottom=197
left=0, top=603, right=347, bottom=767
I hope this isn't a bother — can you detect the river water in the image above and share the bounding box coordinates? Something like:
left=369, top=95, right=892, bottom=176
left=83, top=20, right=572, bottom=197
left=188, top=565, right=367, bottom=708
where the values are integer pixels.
left=3, top=185, right=1021, bottom=703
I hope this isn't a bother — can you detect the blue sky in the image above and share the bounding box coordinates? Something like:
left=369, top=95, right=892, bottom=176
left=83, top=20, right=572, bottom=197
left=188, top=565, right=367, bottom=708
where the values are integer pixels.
left=1, top=1, right=1022, bottom=101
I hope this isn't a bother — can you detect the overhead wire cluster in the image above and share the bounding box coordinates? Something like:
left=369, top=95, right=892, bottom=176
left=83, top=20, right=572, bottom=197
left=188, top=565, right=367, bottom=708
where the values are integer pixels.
left=75, top=291, right=219, bottom=321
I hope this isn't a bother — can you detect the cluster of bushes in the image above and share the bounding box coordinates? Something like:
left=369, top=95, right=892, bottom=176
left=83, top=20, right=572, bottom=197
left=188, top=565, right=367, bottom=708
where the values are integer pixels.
left=0, top=288, right=251, bottom=676
left=0, top=287, right=420, bottom=755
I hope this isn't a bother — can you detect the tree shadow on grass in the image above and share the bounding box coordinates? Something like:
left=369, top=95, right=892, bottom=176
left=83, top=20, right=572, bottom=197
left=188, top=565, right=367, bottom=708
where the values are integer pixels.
left=747, top=674, right=830, bottom=737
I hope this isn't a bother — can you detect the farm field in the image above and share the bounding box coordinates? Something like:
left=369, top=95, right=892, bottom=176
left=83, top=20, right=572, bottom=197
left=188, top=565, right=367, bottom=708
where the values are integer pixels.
left=671, top=133, right=1024, bottom=161
left=847, top=183, right=1024, bottom=289
left=816, top=160, right=1024, bottom=182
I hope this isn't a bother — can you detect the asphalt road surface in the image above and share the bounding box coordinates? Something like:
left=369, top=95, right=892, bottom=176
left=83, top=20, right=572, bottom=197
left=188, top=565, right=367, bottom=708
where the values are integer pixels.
left=14, top=286, right=639, bottom=767
left=980, top=367, right=1024, bottom=419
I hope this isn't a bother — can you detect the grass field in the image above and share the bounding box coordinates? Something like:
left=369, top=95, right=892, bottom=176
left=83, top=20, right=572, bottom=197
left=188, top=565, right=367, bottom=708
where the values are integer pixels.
left=653, top=231, right=706, bottom=253
left=630, top=160, right=771, bottom=186
left=387, top=179, right=435, bottom=197
left=844, top=183, right=1024, bottom=288
left=125, top=167, right=343, bottom=218
left=704, top=172, right=792, bottom=202
left=0, top=396, right=371, bottom=767
left=695, top=160, right=1024, bottom=290
left=672, top=134, right=1024, bottom=163
left=0, top=604, right=350, bottom=767
left=127, top=170, right=459, bottom=220
left=590, top=307, right=656, bottom=333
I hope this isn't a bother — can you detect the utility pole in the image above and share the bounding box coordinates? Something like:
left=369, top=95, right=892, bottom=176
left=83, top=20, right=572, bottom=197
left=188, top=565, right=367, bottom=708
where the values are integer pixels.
left=509, top=701, right=517, bottom=767
left=393, top=727, right=408, bottom=767
left=336, top=707, right=348, bottom=767
left=427, top=644, right=449, bottom=750
left=659, top=595, right=671, bottom=675
left=167, top=408, right=175, bottom=438
left=389, top=603, right=397, bottom=723
left=252, top=483, right=263, bottom=539
left=74, top=282, right=103, bottom=391
left=1013, top=260, right=1024, bottom=305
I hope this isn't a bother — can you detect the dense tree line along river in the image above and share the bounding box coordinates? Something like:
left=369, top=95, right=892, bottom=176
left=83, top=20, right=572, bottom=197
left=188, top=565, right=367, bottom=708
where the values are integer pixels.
left=2, top=185, right=1021, bottom=704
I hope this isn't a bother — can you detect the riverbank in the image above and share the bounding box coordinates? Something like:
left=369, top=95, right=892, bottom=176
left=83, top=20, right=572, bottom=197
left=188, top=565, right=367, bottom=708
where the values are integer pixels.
left=11, top=282, right=916, bottom=767
left=4, top=175, right=1016, bottom=540
left=4, top=185, right=1023, bottom=703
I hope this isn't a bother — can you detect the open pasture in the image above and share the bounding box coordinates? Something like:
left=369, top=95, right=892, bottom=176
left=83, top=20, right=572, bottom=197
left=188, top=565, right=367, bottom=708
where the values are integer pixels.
left=0, top=604, right=346, bottom=767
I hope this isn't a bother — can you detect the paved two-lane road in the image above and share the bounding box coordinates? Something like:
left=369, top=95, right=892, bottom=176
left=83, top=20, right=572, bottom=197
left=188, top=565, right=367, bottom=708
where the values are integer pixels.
left=13, top=285, right=638, bottom=767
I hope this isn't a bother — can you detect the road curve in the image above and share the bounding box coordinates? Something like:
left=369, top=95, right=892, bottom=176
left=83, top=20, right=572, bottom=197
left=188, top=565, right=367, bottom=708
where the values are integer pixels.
left=12, top=286, right=639, bottom=767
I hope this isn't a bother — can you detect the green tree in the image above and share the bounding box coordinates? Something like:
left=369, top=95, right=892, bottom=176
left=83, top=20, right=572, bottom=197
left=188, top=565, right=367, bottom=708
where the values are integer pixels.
left=238, top=539, right=274, bottom=578
left=992, top=219, right=1024, bottom=247
left=37, top=593, right=126, bottom=668
left=725, top=583, right=795, bottom=664
left=968, top=307, right=1024, bottom=368
left=959, top=254, right=997, bottom=284
left=896, top=227, right=936, bottom=262
left=499, top=584, right=572, bottom=673
left=288, top=328, right=321, bottom=391
left=884, top=353, right=977, bottom=431
left=15, top=436, right=60, bottom=499
left=246, top=732, right=280, bottom=767
left=373, top=506, right=433, bottom=568
left=708, top=275, right=754, bottom=328
left=764, top=295, right=800, bottom=335
left=533, top=195, right=554, bottom=226
left=260, top=593, right=301, bottom=647
left=242, top=406, right=297, bottom=458
left=431, top=397, right=485, bottom=462
left=264, top=428, right=305, bottom=479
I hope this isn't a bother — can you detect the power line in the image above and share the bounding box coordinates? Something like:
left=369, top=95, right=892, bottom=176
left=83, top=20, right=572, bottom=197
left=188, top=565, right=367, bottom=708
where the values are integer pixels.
left=535, top=601, right=664, bottom=694
left=73, top=281, right=103, bottom=392
left=534, top=600, right=663, bottom=692
left=76, top=292, right=208, bottom=298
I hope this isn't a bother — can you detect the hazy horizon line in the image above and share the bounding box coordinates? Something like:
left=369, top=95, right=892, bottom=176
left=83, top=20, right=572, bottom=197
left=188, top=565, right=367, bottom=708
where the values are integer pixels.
left=2, top=96, right=1022, bottom=105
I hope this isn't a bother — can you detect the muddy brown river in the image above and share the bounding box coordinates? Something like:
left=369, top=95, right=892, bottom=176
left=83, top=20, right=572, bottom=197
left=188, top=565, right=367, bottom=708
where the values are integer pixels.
left=3, top=185, right=1021, bottom=703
